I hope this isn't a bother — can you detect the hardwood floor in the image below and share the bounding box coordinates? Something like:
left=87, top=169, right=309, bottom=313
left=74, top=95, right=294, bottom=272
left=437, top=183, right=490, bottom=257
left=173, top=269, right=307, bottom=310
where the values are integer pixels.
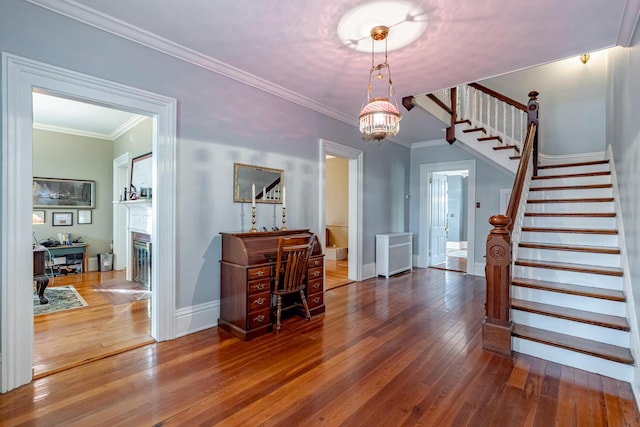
left=325, top=259, right=352, bottom=290
left=4, top=268, right=638, bottom=426
left=33, top=270, right=153, bottom=378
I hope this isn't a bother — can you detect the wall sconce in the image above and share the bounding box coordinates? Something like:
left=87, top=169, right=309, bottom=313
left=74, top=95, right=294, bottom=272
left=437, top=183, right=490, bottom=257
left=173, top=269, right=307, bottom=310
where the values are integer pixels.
left=580, top=53, right=590, bottom=64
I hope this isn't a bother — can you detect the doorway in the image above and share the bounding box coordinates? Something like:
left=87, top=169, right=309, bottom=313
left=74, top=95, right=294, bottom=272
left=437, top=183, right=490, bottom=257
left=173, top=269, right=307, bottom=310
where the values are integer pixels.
left=428, top=170, right=469, bottom=273
left=31, top=92, right=153, bottom=376
left=319, top=139, right=364, bottom=283
left=2, top=53, right=177, bottom=392
left=417, top=160, right=476, bottom=275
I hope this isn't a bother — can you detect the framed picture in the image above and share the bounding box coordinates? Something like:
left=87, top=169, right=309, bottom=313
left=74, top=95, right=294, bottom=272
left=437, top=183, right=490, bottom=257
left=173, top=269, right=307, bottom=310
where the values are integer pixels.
left=32, top=210, right=46, bottom=225
left=130, top=152, right=152, bottom=199
left=52, top=212, right=73, bottom=226
left=77, top=209, right=92, bottom=224
left=33, top=177, right=96, bottom=208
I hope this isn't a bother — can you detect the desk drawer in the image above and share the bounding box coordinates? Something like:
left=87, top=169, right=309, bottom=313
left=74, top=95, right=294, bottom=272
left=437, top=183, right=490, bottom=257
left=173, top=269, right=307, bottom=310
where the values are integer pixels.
left=307, top=293, right=324, bottom=310
left=247, top=266, right=271, bottom=280
left=248, top=291, right=270, bottom=312
left=247, top=308, right=271, bottom=330
left=307, top=266, right=323, bottom=281
left=307, top=278, right=323, bottom=295
left=309, top=257, right=324, bottom=269
left=248, top=277, right=270, bottom=295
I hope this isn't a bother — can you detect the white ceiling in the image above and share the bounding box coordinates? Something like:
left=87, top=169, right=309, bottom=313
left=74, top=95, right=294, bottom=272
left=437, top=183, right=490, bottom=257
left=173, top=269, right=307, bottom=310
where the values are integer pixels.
left=29, top=0, right=640, bottom=146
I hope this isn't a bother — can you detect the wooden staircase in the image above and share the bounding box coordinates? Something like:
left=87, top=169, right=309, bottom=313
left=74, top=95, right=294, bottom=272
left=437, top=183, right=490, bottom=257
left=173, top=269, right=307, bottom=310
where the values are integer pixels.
left=510, top=158, right=634, bottom=381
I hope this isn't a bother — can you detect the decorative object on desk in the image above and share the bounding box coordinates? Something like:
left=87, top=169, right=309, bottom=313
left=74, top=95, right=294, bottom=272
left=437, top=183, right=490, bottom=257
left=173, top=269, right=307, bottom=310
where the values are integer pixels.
left=250, top=206, right=257, bottom=232
left=77, top=209, right=92, bottom=224
left=33, top=177, right=96, bottom=208
left=52, top=212, right=73, bottom=226
left=33, top=285, right=88, bottom=315
left=32, top=210, right=45, bottom=224
left=234, top=163, right=284, bottom=204
left=281, top=186, right=287, bottom=230
left=130, top=152, right=152, bottom=201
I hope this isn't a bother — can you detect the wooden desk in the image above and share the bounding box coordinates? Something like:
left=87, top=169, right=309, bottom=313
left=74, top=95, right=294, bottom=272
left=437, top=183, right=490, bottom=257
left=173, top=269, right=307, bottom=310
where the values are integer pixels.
left=219, top=229, right=325, bottom=341
left=47, top=243, right=89, bottom=275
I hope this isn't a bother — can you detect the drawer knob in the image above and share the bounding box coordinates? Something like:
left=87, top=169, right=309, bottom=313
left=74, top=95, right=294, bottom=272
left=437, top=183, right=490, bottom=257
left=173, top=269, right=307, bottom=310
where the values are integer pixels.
left=254, top=283, right=265, bottom=290
left=313, top=271, right=320, bottom=277
left=254, top=297, right=266, bottom=305
left=253, top=315, right=265, bottom=323
left=311, top=283, right=320, bottom=289
left=255, top=271, right=265, bottom=277
left=312, top=297, right=321, bottom=304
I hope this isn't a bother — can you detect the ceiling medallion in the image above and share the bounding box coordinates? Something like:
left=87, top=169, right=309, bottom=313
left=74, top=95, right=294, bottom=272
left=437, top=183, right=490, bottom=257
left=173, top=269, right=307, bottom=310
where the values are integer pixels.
left=358, top=25, right=401, bottom=143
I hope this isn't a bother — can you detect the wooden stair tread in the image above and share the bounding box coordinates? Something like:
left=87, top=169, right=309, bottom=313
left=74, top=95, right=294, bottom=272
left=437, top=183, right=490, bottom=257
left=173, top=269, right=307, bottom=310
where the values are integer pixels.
left=512, top=324, right=633, bottom=365
left=527, top=197, right=614, bottom=203
left=478, top=135, right=502, bottom=142
left=493, top=145, right=518, bottom=151
left=463, top=127, right=486, bottom=134
left=512, top=298, right=629, bottom=330
left=521, top=226, right=618, bottom=235
left=530, top=183, right=612, bottom=191
left=532, top=171, right=611, bottom=180
left=537, top=160, right=609, bottom=170
left=512, top=277, right=625, bottom=301
left=519, top=242, right=621, bottom=254
left=525, top=212, right=616, bottom=218
left=515, top=258, right=623, bottom=276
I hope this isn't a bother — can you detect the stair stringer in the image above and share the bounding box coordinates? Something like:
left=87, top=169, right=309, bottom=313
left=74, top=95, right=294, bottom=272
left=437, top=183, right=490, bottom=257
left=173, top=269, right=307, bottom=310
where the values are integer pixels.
left=606, top=145, right=640, bottom=393
left=453, top=123, right=518, bottom=175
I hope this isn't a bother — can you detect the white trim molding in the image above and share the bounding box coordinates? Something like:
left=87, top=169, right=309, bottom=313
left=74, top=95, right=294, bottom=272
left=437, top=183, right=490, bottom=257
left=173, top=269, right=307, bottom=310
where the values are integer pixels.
left=1, top=53, right=177, bottom=392
left=319, top=139, right=364, bottom=282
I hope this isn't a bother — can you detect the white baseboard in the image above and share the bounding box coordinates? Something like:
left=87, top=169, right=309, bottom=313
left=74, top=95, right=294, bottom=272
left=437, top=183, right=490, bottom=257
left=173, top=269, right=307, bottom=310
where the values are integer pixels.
left=175, top=300, right=220, bottom=338
left=361, top=262, right=376, bottom=280
left=473, top=262, right=485, bottom=277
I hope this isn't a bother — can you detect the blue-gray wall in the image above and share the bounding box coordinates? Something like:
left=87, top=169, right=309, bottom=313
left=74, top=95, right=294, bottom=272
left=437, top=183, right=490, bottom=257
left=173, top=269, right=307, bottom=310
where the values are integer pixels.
left=0, top=0, right=410, bottom=310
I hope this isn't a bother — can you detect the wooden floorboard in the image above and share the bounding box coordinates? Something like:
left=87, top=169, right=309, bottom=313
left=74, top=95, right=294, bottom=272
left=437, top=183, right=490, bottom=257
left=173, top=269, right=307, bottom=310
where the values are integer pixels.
left=33, top=270, right=152, bottom=378
left=3, top=268, right=638, bottom=426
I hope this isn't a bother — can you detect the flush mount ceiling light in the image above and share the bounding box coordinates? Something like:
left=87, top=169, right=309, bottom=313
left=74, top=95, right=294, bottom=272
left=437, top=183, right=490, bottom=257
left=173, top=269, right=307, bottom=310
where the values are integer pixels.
left=358, top=25, right=401, bottom=143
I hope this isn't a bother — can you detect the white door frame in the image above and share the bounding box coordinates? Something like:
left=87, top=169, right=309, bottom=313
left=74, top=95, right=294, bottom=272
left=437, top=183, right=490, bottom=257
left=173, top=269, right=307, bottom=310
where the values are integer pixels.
left=113, top=153, right=130, bottom=271
left=1, top=53, right=177, bottom=392
left=319, top=139, right=364, bottom=281
left=418, top=160, right=476, bottom=273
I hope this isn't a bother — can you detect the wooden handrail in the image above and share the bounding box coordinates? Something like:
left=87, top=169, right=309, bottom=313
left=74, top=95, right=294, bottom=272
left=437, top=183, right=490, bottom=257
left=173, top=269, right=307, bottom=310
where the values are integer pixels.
left=482, top=91, right=539, bottom=356
left=468, top=82, right=528, bottom=112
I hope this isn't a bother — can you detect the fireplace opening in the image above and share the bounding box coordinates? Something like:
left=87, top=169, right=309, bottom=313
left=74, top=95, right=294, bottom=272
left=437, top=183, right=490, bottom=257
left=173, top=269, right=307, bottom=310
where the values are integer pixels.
left=132, top=231, right=152, bottom=290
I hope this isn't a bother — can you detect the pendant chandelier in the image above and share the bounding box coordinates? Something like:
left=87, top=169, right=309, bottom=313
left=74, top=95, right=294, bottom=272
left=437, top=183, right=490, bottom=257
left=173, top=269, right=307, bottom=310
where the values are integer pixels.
left=358, top=25, right=402, bottom=143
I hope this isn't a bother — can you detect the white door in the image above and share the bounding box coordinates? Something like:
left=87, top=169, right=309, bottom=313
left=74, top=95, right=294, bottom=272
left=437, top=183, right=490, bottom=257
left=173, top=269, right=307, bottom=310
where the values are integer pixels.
left=430, top=173, right=448, bottom=265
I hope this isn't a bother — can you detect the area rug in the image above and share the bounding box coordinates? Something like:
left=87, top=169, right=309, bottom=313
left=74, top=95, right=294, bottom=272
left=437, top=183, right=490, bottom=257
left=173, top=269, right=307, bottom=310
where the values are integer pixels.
left=33, top=285, right=88, bottom=316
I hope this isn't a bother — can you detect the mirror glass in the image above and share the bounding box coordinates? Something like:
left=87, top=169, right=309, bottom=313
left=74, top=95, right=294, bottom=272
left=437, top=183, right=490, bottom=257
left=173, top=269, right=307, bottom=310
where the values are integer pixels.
left=234, top=163, right=284, bottom=204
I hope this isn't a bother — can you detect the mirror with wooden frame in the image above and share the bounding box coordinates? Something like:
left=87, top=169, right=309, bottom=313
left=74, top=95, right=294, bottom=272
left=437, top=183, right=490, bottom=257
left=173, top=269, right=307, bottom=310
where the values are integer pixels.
left=234, top=163, right=284, bottom=204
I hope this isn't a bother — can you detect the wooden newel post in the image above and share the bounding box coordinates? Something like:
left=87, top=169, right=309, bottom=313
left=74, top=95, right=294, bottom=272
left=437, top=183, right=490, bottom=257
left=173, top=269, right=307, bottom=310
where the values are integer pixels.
left=528, top=91, right=539, bottom=176
left=482, top=214, right=514, bottom=355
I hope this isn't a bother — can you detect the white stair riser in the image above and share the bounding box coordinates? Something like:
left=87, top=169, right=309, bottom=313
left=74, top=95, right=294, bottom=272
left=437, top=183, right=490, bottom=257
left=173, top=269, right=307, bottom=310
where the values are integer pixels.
left=528, top=187, right=613, bottom=199
left=512, top=338, right=633, bottom=382
left=511, top=286, right=626, bottom=316
left=517, top=247, right=620, bottom=267
left=531, top=175, right=611, bottom=188
left=520, top=231, right=619, bottom=247
left=514, top=265, right=623, bottom=289
left=537, top=164, right=610, bottom=176
left=526, top=201, right=615, bottom=213
left=523, top=216, right=617, bottom=229
left=512, top=310, right=629, bottom=347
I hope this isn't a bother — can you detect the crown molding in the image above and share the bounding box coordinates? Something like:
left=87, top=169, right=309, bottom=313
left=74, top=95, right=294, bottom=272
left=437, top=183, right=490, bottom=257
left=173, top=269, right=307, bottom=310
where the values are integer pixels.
left=617, top=0, right=640, bottom=46
left=33, top=113, right=147, bottom=141
left=26, top=0, right=356, bottom=126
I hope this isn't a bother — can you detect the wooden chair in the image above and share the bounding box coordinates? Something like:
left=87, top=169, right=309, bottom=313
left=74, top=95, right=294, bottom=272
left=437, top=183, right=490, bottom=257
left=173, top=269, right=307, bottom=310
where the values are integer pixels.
left=272, top=235, right=314, bottom=331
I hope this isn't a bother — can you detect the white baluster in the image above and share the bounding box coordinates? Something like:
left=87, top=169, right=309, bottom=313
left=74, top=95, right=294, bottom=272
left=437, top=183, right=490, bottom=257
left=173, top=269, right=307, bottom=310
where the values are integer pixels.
left=510, top=106, right=515, bottom=149
left=502, top=102, right=507, bottom=144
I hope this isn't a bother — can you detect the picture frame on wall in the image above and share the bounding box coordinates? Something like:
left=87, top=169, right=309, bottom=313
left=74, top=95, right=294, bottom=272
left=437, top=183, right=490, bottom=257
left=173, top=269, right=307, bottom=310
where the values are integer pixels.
left=33, top=177, right=96, bottom=208
left=77, top=209, right=92, bottom=224
left=52, top=212, right=73, bottom=226
left=130, top=152, right=152, bottom=199
left=32, top=210, right=45, bottom=225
